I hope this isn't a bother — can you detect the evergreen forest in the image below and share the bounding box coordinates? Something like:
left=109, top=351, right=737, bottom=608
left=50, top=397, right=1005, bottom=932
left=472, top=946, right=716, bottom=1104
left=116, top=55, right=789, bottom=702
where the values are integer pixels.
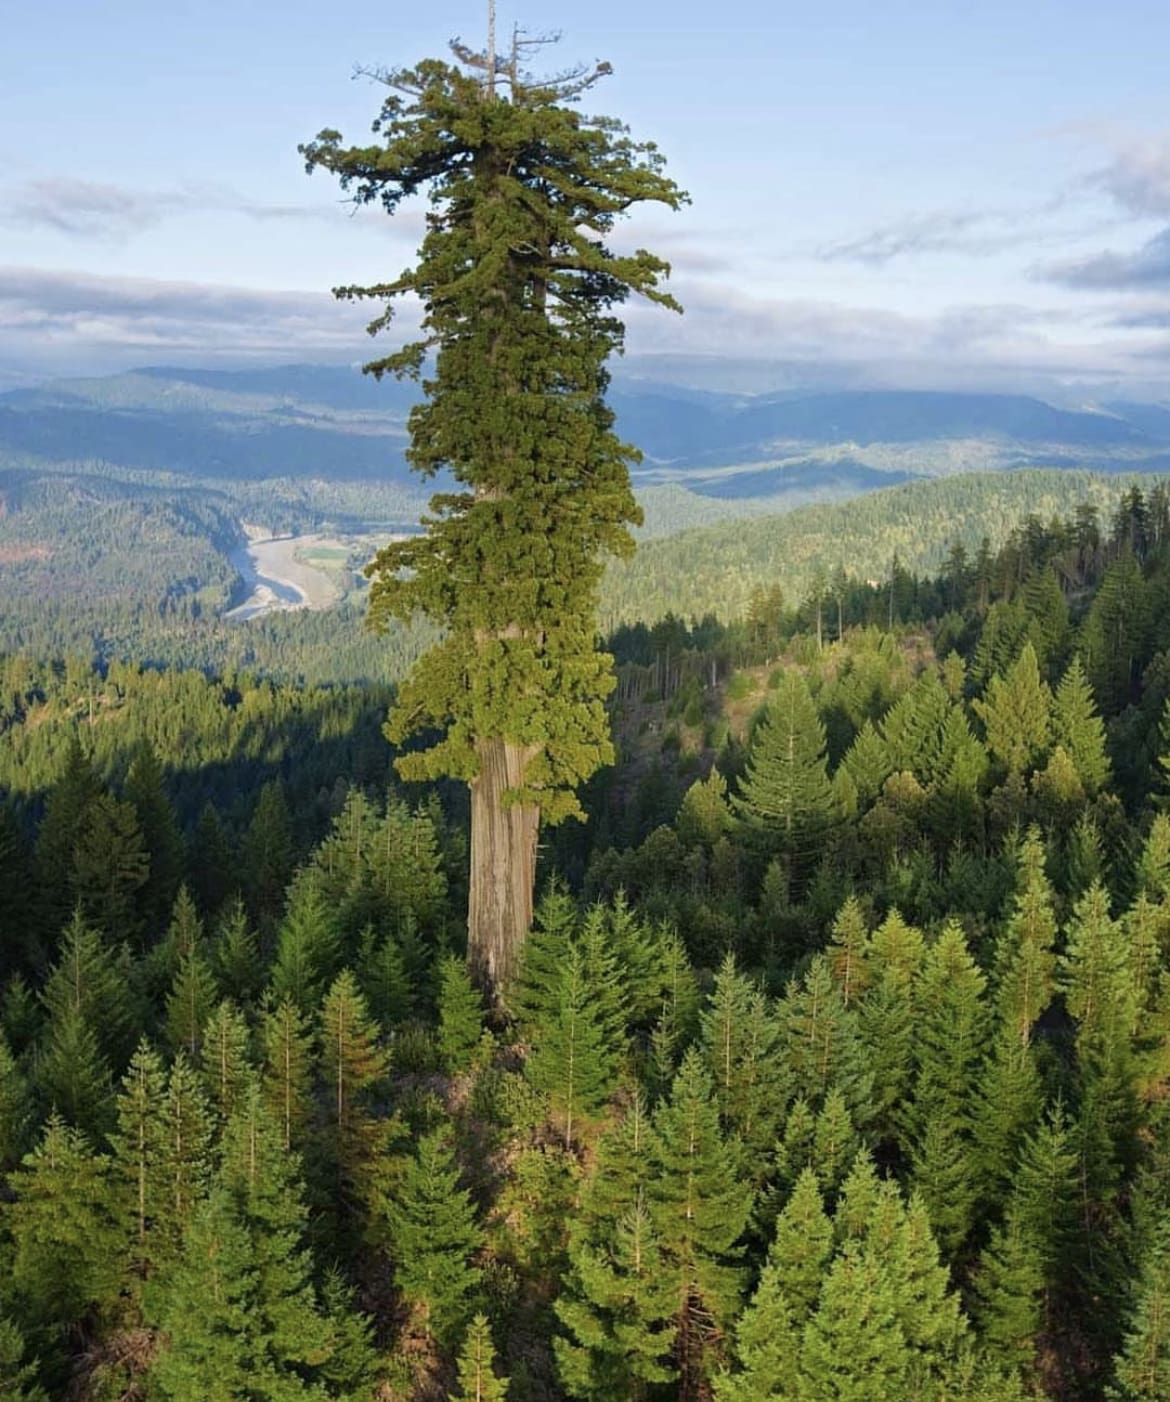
left=7, top=486, right=1170, bottom=1399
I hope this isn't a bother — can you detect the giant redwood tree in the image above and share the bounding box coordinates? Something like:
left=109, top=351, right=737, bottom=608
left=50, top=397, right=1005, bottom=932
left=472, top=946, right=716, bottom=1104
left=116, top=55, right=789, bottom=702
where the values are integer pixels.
left=301, top=36, right=686, bottom=998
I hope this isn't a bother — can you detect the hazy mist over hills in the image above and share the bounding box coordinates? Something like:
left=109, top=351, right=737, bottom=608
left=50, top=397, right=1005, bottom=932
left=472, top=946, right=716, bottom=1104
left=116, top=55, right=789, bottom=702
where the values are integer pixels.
left=4, top=362, right=1170, bottom=509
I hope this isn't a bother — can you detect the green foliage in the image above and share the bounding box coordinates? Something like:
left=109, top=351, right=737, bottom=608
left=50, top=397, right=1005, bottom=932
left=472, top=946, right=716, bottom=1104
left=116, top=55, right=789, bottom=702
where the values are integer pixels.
left=303, top=50, right=685, bottom=824
left=451, top=1314, right=510, bottom=1402
left=385, top=1127, right=483, bottom=1349
left=149, top=1092, right=350, bottom=1400
left=436, top=954, right=486, bottom=1074
left=525, top=941, right=622, bottom=1148
left=261, top=996, right=315, bottom=1153
left=974, top=641, right=1052, bottom=774
left=649, top=1050, right=753, bottom=1389
left=733, top=670, right=836, bottom=881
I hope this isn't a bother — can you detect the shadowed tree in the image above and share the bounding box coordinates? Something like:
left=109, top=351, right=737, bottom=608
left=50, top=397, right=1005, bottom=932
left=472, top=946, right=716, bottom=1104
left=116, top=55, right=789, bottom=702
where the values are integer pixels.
left=301, top=35, right=687, bottom=999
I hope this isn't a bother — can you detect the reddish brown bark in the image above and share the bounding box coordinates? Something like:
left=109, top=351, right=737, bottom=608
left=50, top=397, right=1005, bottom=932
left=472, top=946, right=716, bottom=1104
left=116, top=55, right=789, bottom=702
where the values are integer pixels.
left=468, top=735, right=541, bottom=1004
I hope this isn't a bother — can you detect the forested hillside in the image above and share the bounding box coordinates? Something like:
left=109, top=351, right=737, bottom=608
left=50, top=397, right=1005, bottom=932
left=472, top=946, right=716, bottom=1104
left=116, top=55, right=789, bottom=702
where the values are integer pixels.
left=0, top=463, right=1146, bottom=682
left=5, top=487, right=1170, bottom=1399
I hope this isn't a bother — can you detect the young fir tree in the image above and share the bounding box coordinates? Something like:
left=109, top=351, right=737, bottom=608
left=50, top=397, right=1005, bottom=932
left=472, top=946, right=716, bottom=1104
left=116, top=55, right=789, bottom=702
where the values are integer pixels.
left=271, top=872, right=341, bottom=1014
left=156, top=1053, right=214, bottom=1265
left=241, top=779, right=295, bottom=927
left=68, top=791, right=150, bottom=942
left=200, top=1000, right=253, bottom=1123
left=450, top=1314, right=510, bottom=1402
left=1052, top=654, right=1111, bottom=796
left=733, top=669, right=835, bottom=891
left=40, top=907, right=135, bottom=1066
left=123, top=740, right=184, bottom=938
left=974, top=1105, right=1080, bottom=1383
left=6, top=1116, right=123, bottom=1346
left=649, top=1050, right=753, bottom=1400
left=904, top=921, right=987, bottom=1256
left=1111, top=1221, right=1170, bottom=1401
left=525, top=941, right=621, bottom=1148
left=149, top=1103, right=342, bottom=1401
left=165, top=947, right=217, bottom=1061
left=765, top=1168, right=834, bottom=1321
left=261, top=995, right=316, bottom=1153
left=0, top=1315, right=48, bottom=1402
left=699, top=953, right=785, bottom=1164
left=974, top=641, right=1052, bottom=776
left=555, top=1096, right=676, bottom=1400
left=0, top=1028, right=32, bottom=1169
left=212, top=898, right=261, bottom=1006
left=110, top=1039, right=170, bottom=1286
left=316, top=969, right=391, bottom=1233
left=712, top=1260, right=799, bottom=1402
left=301, top=39, right=686, bottom=999
left=436, top=953, right=487, bottom=1074
left=385, top=1127, right=484, bottom=1349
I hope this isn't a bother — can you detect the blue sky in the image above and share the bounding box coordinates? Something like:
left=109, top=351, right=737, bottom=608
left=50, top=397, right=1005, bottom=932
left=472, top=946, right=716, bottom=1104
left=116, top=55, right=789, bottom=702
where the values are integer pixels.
left=3, top=0, right=1170, bottom=396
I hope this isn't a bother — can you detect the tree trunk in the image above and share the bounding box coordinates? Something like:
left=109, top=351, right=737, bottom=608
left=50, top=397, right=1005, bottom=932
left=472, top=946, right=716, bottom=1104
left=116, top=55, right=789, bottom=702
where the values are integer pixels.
left=468, top=735, right=541, bottom=1005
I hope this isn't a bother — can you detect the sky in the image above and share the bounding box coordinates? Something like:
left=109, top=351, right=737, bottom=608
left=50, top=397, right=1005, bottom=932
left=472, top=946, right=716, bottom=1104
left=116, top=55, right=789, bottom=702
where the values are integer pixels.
left=3, top=0, right=1170, bottom=398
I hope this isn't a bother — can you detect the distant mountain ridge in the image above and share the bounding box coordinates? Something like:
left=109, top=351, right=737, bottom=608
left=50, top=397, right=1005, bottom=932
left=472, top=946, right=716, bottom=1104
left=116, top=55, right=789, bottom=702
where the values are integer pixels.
left=2, top=364, right=1169, bottom=506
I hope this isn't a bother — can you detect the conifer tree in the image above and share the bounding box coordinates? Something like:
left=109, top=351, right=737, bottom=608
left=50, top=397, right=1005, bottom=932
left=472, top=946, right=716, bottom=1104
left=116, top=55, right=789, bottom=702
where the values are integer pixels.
left=556, top=1095, right=677, bottom=1399
left=157, top=1053, right=214, bottom=1264
left=6, top=1116, right=123, bottom=1342
left=149, top=1088, right=350, bottom=1402
left=699, top=953, right=784, bottom=1162
left=733, top=670, right=835, bottom=890
left=451, top=1314, right=510, bottom=1402
left=1052, top=655, right=1111, bottom=795
left=905, top=922, right=987, bottom=1255
left=0, top=1028, right=32, bottom=1169
left=0, top=1316, right=48, bottom=1402
left=261, top=995, right=316, bottom=1153
left=271, top=873, right=341, bottom=1014
left=1111, top=1222, right=1170, bottom=1401
left=242, top=779, right=295, bottom=926
left=975, top=830, right=1058, bottom=1198
left=1136, top=813, right=1170, bottom=902
left=317, top=969, right=390, bottom=1230
left=437, top=953, right=487, bottom=1074
left=385, top=1127, right=484, bottom=1349
left=303, top=41, right=686, bottom=999
left=124, top=741, right=183, bottom=937
left=35, top=1002, right=114, bottom=1139
left=189, top=801, right=236, bottom=918
left=827, top=896, right=870, bottom=1007
left=525, top=942, right=621, bottom=1147
left=41, top=907, right=135, bottom=1066
left=974, top=1105, right=1079, bottom=1382
left=555, top=1193, right=677, bottom=1401
left=766, top=1168, right=834, bottom=1319
left=840, top=719, right=891, bottom=808
left=33, top=738, right=100, bottom=940
left=777, top=955, right=873, bottom=1132
left=974, top=641, right=1052, bottom=775
left=143, top=884, right=206, bottom=1009
left=165, top=947, right=216, bottom=1061
left=356, top=926, right=412, bottom=1028
left=712, top=1261, right=799, bottom=1402
left=853, top=913, right=922, bottom=1143
left=212, top=898, right=261, bottom=1006
left=68, top=790, right=150, bottom=942
left=200, top=1000, right=253, bottom=1123
left=111, top=1040, right=170, bottom=1285
left=649, top=1050, right=753, bottom=1399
